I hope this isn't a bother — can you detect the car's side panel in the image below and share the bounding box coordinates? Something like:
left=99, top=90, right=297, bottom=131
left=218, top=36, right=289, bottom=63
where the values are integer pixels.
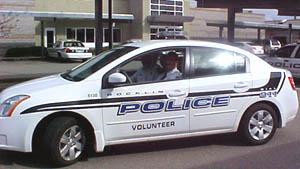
left=101, top=80, right=190, bottom=141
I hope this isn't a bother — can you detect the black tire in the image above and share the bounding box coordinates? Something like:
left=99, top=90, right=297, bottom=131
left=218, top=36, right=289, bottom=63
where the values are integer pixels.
left=239, top=103, right=278, bottom=145
left=43, top=117, right=87, bottom=167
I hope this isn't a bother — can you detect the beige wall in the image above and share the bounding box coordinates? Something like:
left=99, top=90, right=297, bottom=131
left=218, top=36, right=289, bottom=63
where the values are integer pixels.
left=187, top=8, right=266, bottom=40
left=0, top=0, right=35, bottom=43
left=34, top=0, right=130, bottom=14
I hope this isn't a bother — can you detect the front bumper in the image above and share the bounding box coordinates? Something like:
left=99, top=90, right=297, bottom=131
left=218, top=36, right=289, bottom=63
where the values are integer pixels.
left=0, top=114, right=43, bottom=152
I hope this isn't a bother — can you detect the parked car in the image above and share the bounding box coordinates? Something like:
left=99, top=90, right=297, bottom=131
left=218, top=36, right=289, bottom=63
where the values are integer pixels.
left=262, top=43, right=300, bottom=78
left=263, top=39, right=282, bottom=54
left=47, top=40, right=92, bottom=62
left=238, top=42, right=264, bottom=55
left=233, top=42, right=255, bottom=54
left=0, top=40, right=298, bottom=166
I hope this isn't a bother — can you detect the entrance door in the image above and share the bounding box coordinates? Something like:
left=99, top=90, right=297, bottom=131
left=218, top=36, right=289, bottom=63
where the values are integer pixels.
left=45, top=28, right=56, bottom=48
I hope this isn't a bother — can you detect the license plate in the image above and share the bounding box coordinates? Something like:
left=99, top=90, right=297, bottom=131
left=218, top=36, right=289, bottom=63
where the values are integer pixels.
left=77, top=49, right=84, bottom=53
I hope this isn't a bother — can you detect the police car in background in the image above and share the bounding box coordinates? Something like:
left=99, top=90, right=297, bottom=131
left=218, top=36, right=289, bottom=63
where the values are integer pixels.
left=263, top=43, right=300, bottom=78
left=0, top=41, right=298, bottom=166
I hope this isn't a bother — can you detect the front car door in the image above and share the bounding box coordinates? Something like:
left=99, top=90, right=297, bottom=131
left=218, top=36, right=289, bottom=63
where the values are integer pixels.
left=101, top=47, right=190, bottom=141
left=188, top=46, right=252, bottom=132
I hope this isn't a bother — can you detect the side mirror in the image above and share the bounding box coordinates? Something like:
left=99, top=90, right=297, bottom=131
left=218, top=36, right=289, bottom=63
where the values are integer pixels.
left=108, top=73, right=127, bottom=85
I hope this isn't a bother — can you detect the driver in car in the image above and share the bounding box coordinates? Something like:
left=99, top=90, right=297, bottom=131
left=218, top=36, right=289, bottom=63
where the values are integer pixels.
left=157, top=52, right=182, bottom=81
left=131, top=55, right=162, bottom=83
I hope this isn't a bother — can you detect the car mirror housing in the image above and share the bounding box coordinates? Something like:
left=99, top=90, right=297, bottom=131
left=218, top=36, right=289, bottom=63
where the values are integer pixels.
left=108, top=73, right=127, bottom=84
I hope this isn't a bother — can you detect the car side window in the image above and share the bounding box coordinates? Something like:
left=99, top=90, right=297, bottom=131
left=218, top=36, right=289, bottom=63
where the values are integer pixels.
left=273, top=46, right=295, bottom=58
left=190, top=47, right=246, bottom=78
left=294, top=47, right=300, bottom=58
left=105, top=48, right=186, bottom=88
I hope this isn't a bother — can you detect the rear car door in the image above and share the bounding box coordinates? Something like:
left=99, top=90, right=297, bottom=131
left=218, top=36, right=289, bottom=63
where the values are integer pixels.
left=188, top=46, right=252, bottom=132
left=286, top=45, right=300, bottom=78
left=264, top=45, right=297, bottom=73
left=101, top=47, right=190, bottom=141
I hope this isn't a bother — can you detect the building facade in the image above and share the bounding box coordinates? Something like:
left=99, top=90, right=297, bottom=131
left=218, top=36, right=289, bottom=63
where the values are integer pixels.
left=0, top=0, right=270, bottom=56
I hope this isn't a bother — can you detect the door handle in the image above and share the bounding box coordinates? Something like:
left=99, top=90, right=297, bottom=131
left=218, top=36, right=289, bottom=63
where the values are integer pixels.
left=234, top=82, right=249, bottom=89
left=168, top=90, right=187, bottom=98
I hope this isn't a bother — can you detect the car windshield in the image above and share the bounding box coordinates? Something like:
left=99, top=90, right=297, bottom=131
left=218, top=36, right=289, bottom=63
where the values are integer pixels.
left=271, top=40, right=280, bottom=45
left=61, top=46, right=138, bottom=81
left=64, top=42, right=84, bottom=47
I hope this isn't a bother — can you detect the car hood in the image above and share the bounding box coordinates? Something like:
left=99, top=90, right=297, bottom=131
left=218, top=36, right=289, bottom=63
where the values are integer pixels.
left=0, top=74, right=70, bottom=100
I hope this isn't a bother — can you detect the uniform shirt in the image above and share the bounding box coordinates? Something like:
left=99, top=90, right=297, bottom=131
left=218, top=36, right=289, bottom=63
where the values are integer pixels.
left=157, top=68, right=182, bottom=81
left=131, top=65, right=161, bottom=83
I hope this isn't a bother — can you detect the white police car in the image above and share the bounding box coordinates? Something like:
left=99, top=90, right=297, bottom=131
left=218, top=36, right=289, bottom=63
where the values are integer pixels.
left=0, top=41, right=298, bottom=166
left=263, top=43, right=300, bottom=78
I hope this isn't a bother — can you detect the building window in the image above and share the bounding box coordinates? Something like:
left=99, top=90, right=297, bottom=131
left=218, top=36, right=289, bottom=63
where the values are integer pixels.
left=150, top=0, right=184, bottom=16
left=104, top=28, right=121, bottom=43
left=77, top=29, right=85, bottom=42
left=86, top=29, right=95, bottom=43
left=66, top=28, right=95, bottom=43
left=150, top=25, right=183, bottom=40
left=66, top=28, right=75, bottom=39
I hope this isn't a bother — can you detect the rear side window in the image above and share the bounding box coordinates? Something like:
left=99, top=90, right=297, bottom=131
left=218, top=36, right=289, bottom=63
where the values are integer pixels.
left=64, top=42, right=84, bottom=47
left=273, top=46, right=295, bottom=58
left=190, top=47, right=246, bottom=78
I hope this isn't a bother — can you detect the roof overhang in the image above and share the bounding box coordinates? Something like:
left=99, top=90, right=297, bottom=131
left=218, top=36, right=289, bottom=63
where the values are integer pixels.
left=147, top=15, right=194, bottom=24
left=0, top=10, right=134, bottom=22
left=206, top=20, right=300, bottom=30
left=196, top=0, right=300, bottom=9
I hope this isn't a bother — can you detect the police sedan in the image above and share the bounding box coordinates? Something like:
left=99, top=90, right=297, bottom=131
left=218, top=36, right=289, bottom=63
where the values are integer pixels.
left=263, top=43, right=300, bottom=78
left=0, top=41, right=298, bottom=166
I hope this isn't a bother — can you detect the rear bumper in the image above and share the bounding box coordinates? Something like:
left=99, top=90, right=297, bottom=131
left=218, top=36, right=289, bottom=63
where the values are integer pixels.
left=63, top=53, right=93, bottom=59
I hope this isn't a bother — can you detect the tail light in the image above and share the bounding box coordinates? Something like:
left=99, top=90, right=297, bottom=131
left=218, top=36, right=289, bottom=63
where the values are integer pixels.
left=288, top=77, right=296, bottom=90
left=64, top=48, right=72, bottom=53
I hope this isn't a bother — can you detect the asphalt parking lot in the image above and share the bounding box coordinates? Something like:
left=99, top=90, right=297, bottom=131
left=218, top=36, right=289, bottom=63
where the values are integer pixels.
left=0, top=59, right=300, bottom=169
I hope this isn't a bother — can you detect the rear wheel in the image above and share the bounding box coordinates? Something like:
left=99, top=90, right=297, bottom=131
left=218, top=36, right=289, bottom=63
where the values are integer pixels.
left=239, top=103, right=278, bottom=145
left=43, top=117, right=87, bottom=166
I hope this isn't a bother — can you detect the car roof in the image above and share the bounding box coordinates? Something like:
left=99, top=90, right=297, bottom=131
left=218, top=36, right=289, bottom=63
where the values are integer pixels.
left=123, top=40, right=244, bottom=52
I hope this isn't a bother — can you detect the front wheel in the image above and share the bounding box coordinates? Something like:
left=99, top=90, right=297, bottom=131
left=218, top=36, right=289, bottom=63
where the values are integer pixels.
left=43, top=117, right=87, bottom=166
left=239, top=103, right=278, bottom=145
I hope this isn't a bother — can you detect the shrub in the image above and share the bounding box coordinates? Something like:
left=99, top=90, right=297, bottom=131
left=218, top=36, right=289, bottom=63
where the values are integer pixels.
left=5, top=46, right=47, bottom=57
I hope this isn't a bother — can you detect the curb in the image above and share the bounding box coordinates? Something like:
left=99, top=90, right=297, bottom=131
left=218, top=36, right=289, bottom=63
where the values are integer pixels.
left=1, top=57, right=42, bottom=61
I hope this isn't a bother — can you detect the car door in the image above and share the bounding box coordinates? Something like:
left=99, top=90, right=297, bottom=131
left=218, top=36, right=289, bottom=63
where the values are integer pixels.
left=188, top=47, right=252, bottom=132
left=286, top=45, right=300, bottom=78
left=264, top=45, right=297, bottom=71
left=101, top=47, right=190, bottom=141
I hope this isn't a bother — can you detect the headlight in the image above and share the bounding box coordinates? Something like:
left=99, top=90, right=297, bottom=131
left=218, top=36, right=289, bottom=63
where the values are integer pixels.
left=0, top=95, right=30, bottom=117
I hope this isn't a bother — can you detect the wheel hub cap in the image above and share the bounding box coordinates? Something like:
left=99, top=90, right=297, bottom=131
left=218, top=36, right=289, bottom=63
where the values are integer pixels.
left=248, top=110, right=274, bottom=141
left=59, top=125, right=84, bottom=161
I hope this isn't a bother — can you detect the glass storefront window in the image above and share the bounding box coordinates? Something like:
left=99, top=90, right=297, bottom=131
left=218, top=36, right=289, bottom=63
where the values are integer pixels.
left=76, top=29, right=85, bottom=42
left=150, top=0, right=184, bottom=16
left=66, top=28, right=75, bottom=40
left=86, top=29, right=95, bottom=43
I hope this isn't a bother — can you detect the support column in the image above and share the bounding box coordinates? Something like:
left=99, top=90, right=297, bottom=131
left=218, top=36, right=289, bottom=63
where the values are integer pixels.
left=108, top=0, right=113, bottom=49
left=219, top=26, right=223, bottom=40
left=289, top=24, right=293, bottom=43
left=257, top=28, right=261, bottom=42
left=95, top=0, right=103, bottom=55
left=227, top=8, right=236, bottom=43
left=41, top=21, right=45, bottom=59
